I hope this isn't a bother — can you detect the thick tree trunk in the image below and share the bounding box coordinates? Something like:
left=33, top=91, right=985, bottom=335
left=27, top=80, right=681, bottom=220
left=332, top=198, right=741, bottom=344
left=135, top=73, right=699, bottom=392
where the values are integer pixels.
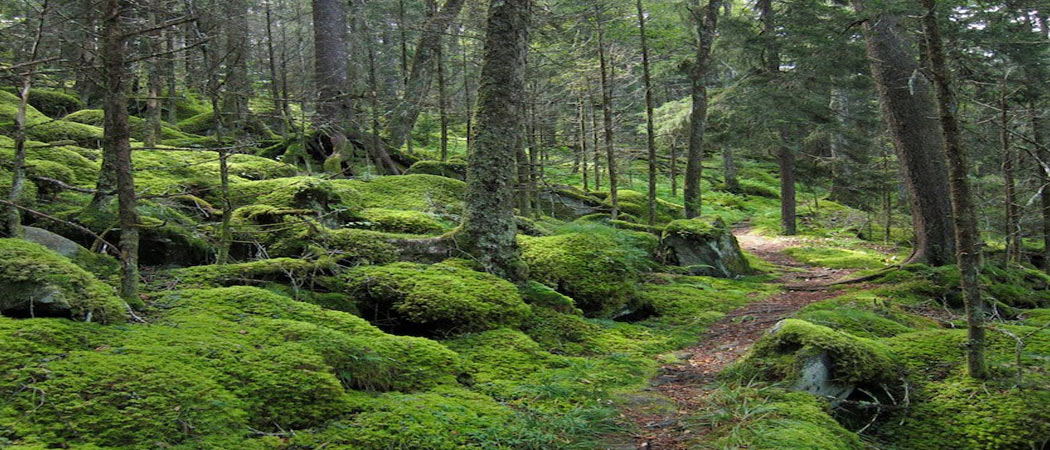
left=920, top=0, right=986, bottom=379
left=384, top=0, right=468, bottom=152
left=759, top=0, right=795, bottom=235
left=828, top=84, right=853, bottom=202
left=457, top=0, right=530, bottom=279
left=265, top=0, right=289, bottom=137
left=313, top=0, right=353, bottom=174
left=221, top=0, right=252, bottom=133
left=102, top=0, right=141, bottom=305
left=76, top=0, right=102, bottom=107
left=684, top=0, right=721, bottom=219
left=853, top=0, right=956, bottom=265
left=638, top=0, right=658, bottom=226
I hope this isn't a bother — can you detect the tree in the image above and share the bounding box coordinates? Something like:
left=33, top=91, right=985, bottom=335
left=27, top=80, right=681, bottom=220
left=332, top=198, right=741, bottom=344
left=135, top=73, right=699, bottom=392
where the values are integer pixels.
left=102, top=0, right=142, bottom=304
left=313, top=0, right=353, bottom=174
left=852, top=0, right=956, bottom=265
left=920, top=0, right=986, bottom=379
left=637, top=0, right=658, bottom=226
left=456, top=0, right=530, bottom=279
left=684, top=0, right=721, bottom=219
left=758, top=0, right=795, bottom=235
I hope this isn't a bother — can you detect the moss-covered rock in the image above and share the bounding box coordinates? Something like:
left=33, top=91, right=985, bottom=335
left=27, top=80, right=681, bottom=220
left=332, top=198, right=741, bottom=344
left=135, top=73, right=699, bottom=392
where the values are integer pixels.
left=1, top=87, right=82, bottom=117
left=341, top=261, right=531, bottom=335
left=168, top=257, right=335, bottom=288
left=358, top=207, right=447, bottom=234
left=0, top=239, right=125, bottom=323
left=614, top=189, right=684, bottom=224
left=660, top=217, right=751, bottom=278
left=519, top=226, right=656, bottom=317
left=708, top=389, right=864, bottom=450
left=727, top=319, right=897, bottom=387
left=64, top=109, right=191, bottom=141
left=405, top=159, right=467, bottom=180
left=332, top=174, right=466, bottom=216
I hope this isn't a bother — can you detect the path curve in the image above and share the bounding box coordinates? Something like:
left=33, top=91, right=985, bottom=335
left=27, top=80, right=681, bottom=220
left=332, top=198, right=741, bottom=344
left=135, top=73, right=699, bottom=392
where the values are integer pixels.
left=622, top=227, right=861, bottom=449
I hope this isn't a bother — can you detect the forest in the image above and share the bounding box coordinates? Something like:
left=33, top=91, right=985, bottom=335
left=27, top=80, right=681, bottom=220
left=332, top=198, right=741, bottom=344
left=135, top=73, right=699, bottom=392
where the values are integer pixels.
left=0, top=0, right=1049, bottom=448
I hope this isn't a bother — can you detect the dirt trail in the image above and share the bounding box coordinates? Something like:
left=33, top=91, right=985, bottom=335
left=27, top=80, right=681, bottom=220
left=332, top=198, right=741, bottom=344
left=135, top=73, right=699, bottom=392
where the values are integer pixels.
left=620, top=228, right=862, bottom=449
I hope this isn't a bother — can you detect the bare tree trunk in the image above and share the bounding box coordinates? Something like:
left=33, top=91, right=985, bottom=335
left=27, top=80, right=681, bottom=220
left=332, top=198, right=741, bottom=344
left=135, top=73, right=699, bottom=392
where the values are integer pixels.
left=578, top=91, right=589, bottom=191
left=313, top=0, right=353, bottom=174
left=221, top=0, right=251, bottom=133
left=685, top=0, right=721, bottom=218
left=5, top=1, right=48, bottom=237
left=384, top=0, right=468, bottom=152
left=438, top=38, right=449, bottom=161
left=457, top=0, right=530, bottom=280
left=76, top=0, right=102, bottom=107
left=596, top=16, right=618, bottom=219
left=853, top=0, right=956, bottom=265
left=758, top=0, right=795, bottom=235
left=1001, top=80, right=1020, bottom=263
left=462, top=31, right=473, bottom=156
left=920, top=0, right=986, bottom=379
left=1033, top=110, right=1050, bottom=272
left=265, top=0, right=289, bottom=138
left=670, top=138, right=679, bottom=197
left=591, top=90, right=601, bottom=190
left=144, top=6, right=163, bottom=148
left=102, top=0, right=141, bottom=305
left=528, top=83, right=539, bottom=214
left=828, top=84, right=852, bottom=202
left=637, top=0, right=658, bottom=226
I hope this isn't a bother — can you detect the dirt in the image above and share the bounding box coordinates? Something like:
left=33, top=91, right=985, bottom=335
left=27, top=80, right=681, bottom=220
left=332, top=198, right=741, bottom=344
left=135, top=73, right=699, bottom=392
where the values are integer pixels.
left=617, top=228, right=866, bottom=449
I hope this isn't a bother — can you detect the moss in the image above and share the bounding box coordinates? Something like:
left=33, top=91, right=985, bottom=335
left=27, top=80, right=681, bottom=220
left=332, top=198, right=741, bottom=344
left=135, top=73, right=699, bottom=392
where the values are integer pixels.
left=405, top=158, right=467, bottom=180
left=519, top=280, right=579, bottom=313
left=0, top=142, right=98, bottom=187
left=294, top=227, right=401, bottom=264
left=176, top=111, right=216, bottom=134
left=663, top=217, right=721, bottom=241
left=228, top=176, right=353, bottom=211
left=134, top=149, right=296, bottom=199
left=4, top=350, right=248, bottom=449
left=728, top=319, right=897, bottom=385
left=877, top=375, right=1050, bottom=450
left=341, top=261, right=531, bottom=335
left=168, top=257, right=335, bottom=289
left=63, top=109, right=191, bottom=141
left=783, top=247, right=887, bottom=270
left=358, top=207, right=447, bottom=234
left=613, top=189, right=683, bottom=224
left=332, top=174, right=466, bottom=215
left=66, top=198, right=213, bottom=267
left=708, top=389, right=863, bottom=450
left=0, top=87, right=82, bottom=117
left=794, top=292, right=936, bottom=339
left=519, top=226, right=656, bottom=317
left=1021, top=308, right=1050, bottom=326
left=740, top=178, right=780, bottom=198
left=0, top=238, right=125, bottom=323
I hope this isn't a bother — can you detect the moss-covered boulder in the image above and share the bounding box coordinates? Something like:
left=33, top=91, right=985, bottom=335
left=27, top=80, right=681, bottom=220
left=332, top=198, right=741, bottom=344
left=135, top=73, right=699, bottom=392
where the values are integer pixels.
left=0, top=239, right=125, bottom=322
left=519, top=227, right=657, bottom=317
left=727, top=319, right=897, bottom=395
left=358, top=207, right=447, bottom=234
left=341, top=261, right=531, bottom=335
left=659, top=217, right=750, bottom=278
left=406, top=159, right=467, bottom=180
left=333, top=174, right=466, bottom=216
left=64, top=109, right=191, bottom=141
left=1, top=87, right=83, bottom=117
left=536, top=185, right=608, bottom=220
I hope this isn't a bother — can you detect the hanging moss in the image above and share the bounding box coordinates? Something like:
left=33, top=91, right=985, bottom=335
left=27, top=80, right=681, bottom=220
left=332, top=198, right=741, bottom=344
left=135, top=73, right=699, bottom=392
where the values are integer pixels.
left=341, top=261, right=531, bottom=335
left=0, top=239, right=125, bottom=323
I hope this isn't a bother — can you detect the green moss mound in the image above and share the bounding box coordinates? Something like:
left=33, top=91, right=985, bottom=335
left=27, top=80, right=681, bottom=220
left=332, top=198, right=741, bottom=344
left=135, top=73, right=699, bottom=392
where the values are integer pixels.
left=613, top=189, right=684, bottom=224
left=333, top=174, right=466, bottom=215
left=708, top=389, right=863, bottom=450
left=358, top=207, right=447, bottom=234
left=728, top=319, right=897, bottom=385
left=405, top=159, right=467, bottom=180
left=1, top=87, right=82, bottom=117
left=0, top=239, right=125, bottom=323
left=342, top=261, right=531, bottom=335
left=64, top=109, right=191, bottom=141
left=783, top=247, right=887, bottom=270
left=520, top=225, right=656, bottom=317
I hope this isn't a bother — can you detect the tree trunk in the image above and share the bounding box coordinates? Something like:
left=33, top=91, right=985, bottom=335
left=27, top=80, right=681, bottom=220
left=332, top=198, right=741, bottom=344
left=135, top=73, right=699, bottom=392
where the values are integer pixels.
left=144, top=6, right=163, bottom=148
left=1033, top=111, right=1050, bottom=272
left=758, top=0, right=795, bottom=235
left=637, top=0, right=658, bottom=226
left=438, top=38, right=449, bottom=161
left=596, top=18, right=618, bottom=219
left=221, top=0, right=251, bottom=133
left=1001, top=81, right=1019, bottom=263
left=313, top=0, right=353, bottom=174
left=853, top=0, right=956, bottom=265
left=265, top=0, right=289, bottom=137
left=685, top=0, right=721, bottom=219
left=384, top=0, right=468, bottom=152
left=5, top=1, right=47, bottom=237
left=828, top=84, right=853, bottom=202
left=103, top=0, right=141, bottom=305
left=457, top=0, right=530, bottom=280
left=76, top=0, right=102, bottom=107
left=591, top=90, right=602, bottom=190
left=578, top=91, right=589, bottom=191
left=920, top=0, right=986, bottom=379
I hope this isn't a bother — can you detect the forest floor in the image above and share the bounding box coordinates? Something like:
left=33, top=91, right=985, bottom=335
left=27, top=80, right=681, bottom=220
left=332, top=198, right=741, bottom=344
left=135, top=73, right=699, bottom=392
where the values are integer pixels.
left=613, top=227, right=870, bottom=449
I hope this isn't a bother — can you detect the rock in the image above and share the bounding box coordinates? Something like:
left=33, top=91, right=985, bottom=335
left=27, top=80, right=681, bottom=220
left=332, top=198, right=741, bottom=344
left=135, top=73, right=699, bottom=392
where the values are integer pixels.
left=659, top=217, right=750, bottom=278
left=536, top=186, right=608, bottom=220
left=22, top=226, right=83, bottom=257
left=794, top=353, right=855, bottom=401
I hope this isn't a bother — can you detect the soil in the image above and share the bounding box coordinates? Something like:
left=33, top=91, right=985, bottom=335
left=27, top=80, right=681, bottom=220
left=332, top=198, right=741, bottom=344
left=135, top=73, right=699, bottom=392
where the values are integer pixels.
left=617, top=227, right=867, bottom=449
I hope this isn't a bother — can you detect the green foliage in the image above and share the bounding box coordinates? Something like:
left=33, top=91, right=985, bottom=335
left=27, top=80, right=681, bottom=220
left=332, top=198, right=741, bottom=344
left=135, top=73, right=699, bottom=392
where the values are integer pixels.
left=519, top=280, right=579, bottom=313
left=613, top=189, right=684, bottom=224
left=704, top=387, right=864, bottom=450
left=358, top=207, right=447, bottom=234
left=341, top=261, right=531, bottom=335
left=663, top=217, right=720, bottom=241
left=168, top=257, right=335, bottom=289
left=783, top=247, right=888, bottom=270
left=0, top=238, right=125, bottom=323
left=520, top=224, right=657, bottom=317
left=727, top=319, right=897, bottom=385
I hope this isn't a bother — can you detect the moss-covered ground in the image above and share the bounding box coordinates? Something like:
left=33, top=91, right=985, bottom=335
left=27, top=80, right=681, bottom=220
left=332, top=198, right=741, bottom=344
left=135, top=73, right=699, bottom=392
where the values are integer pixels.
left=0, top=103, right=1047, bottom=449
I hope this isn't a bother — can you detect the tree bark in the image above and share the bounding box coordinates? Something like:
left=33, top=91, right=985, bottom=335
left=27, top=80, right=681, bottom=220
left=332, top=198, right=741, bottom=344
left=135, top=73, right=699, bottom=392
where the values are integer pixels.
left=457, top=0, right=530, bottom=280
left=578, top=91, right=589, bottom=191
left=920, top=0, right=986, bottom=379
left=102, top=0, right=142, bottom=305
left=1001, top=80, right=1019, bottom=263
left=758, top=0, right=795, bottom=235
left=596, top=16, right=618, bottom=219
left=313, top=0, right=353, bottom=174
left=384, top=0, right=468, bottom=152
left=637, top=0, right=658, bottom=226
left=852, top=0, right=956, bottom=265
left=685, top=0, right=721, bottom=219
left=1033, top=110, right=1050, bottom=272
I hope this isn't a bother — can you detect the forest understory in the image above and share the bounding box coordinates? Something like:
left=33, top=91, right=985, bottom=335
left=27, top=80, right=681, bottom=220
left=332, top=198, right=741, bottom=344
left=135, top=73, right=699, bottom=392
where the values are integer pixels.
left=2, top=0, right=1050, bottom=448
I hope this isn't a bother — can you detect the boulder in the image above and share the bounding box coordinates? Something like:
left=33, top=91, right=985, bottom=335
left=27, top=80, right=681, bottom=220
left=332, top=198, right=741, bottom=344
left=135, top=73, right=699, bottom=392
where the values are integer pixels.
left=659, top=217, right=750, bottom=278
